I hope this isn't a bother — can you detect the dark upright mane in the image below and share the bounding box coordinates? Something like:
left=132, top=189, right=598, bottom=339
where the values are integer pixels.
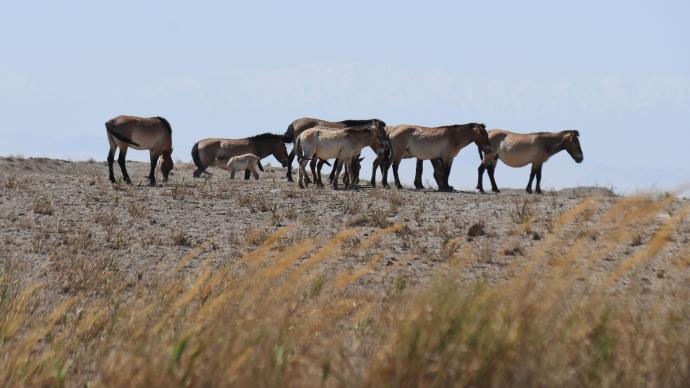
left=155, top=117, right=172, bottom=134
left=248, top=132, right=284, bottom=141
left=436, top=123, right=477, bottom=130
left=339, top=118, right=387, bottom=128
left=561, top=130, right=580, bottom=137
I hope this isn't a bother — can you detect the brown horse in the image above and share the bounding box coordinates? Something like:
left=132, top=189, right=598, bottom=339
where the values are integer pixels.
left=191, top=133, right=289, bottom=178
left=106, top=115, right=173, bottom=186
left=477, top=130, right=583, bottom=194
left=295, top=122, right=389, bottom=189
left=385, top=123, right=492, bottom=191
left=282, top=117, right=386, bottom=182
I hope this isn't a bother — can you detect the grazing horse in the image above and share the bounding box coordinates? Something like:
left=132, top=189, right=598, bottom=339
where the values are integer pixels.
left=385, top=123, right=492, bottom=191
left=191, top=133, right=289, bottom=178
left=477, top=130, right=583, bottom=194
left=282, top=117, right=386, bottom=182
left=226, top=153, right=264, bottom=180
left=106, top=115, right=173, bottom=186
left=295, top=122, right=389, bottom=189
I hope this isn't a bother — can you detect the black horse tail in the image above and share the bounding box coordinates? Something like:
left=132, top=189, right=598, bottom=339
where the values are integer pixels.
left=282, top=123, right=295, bottom=143
left=155, top=116, right=172, bottom=134
left=191, top=142, right=206, bottom=177
left=257, top=160, right=264, bottom=172
left=106, top=120, right=140, bottom=147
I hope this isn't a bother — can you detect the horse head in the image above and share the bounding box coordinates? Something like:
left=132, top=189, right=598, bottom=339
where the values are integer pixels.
left=472, top=123, right=493, bottom=154
left=562, top=130, right=583, bottom=163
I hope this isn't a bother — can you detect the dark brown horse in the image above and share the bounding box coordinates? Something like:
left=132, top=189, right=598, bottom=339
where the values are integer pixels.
left=191, top=133, right=289, bottom=178
left=282, top=117, right=386, bottom=182
left=106, top=115, right=173, bottom=186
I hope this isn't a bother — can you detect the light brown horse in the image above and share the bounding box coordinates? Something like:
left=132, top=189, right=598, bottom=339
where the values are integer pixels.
left=295, top=122, right=388, bottom=189
left=191, top=133, right=289, bottom=178
left=283, top=118, right=386, bottom=182
left=106, top=115, right=173, bottom=186
left=385, top=123, right=492, bottom=191
left=226, top=153, right=264, bottom=180
left=477, top=130, right=583, bottom=194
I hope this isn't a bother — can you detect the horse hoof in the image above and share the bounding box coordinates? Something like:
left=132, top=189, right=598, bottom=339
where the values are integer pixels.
left=492, top=188, right=501, bottom=193
left=477, top=188, right=485, bottom=193
left=536, top=189, right=543, bottom=195
left=383, top=184, right=390, bottom=189
left=287, top=176, right=294, bottom=182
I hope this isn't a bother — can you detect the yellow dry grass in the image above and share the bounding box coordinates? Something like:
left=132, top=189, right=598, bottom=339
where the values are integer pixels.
left=0, top=195, right=688, bottom=387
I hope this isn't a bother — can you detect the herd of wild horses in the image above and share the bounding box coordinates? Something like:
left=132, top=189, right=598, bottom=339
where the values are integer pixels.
left=105, top=115, right=584, bottom=193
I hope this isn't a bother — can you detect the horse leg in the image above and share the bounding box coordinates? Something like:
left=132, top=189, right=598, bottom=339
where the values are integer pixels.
left=526, top=164, right=537, bottom=194
left=244, top=169, right=251, bottom=180
left=393, top=160, right=403, bottom=189
left=371, top=157, right=380, bottom=187
left=329, top=159, right=339, bottom=183
left=117, top=147, right=131, bottom=184
left=381, top=158, right=391, bottom=188
left=298, top=159, right=309, bottom=189
left=310, top=159, right=318, bottom=183
left=252, top=166, right=260, bottom=180
left=332, top=161, right=344, bottom=190
left=316, top=160, right=326, bottom=188
left=488, top=161, right=500, bottom=193
left=535, top=164, right=543, bottom=194
left=440, top=159, right=454, bottom=192
left=230, top=170, right=235, bottom=179
left=414, top=159, right=424, bottom=189
left=107, top=144, right=116, bottom=183
left=148, top=152, right=159, bottom=186
left=431, top=159, right=444, bottom=189
left=346, top=159, right=357, bottom=190
left=286, top=149, right=296, bottom=182
left=477, top=162, right=486, bottom=193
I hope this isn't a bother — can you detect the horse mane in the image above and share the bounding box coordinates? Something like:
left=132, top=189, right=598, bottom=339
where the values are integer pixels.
left=342, top=123, right=378, bottom=133
left=339, top=118, right=387, bottom=128
left=436, top=123, right=477, bottom=130
left=247, top=132, right=284, bottom=141
left=560, top=130, right=580, bottom=137
left=154, top=117, right=172, bottom=134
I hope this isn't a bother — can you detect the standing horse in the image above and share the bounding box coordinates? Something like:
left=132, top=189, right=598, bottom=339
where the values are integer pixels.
left=282, top=117, right=386, bottom=182
left=477, top=130, right=583, bottom=194
left=385, top=123, right=492, bottom=191
left=295, top=122, right=389, bottom=189
left=191, top=133, right=289, bottom=178
left=226, top=153, right=264, bottom=180
left=106, top=115, right=173, bottom=186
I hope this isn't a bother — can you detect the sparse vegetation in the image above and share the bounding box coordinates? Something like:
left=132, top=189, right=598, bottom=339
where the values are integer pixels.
left=32, top=195, right=53, bottom=215
left=1, top=158, right=688, bottom=387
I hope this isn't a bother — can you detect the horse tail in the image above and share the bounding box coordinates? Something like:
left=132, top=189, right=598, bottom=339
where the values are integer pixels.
left=191, top=142, right=206, bottom=176
left=282, top=123, right=295, bottom=143
left=106, top=120, right=140, bottom=147
left=155, top=116, right=172, bottom=134
left=294, top=135, right=304, bottom=162
left=257, top=160, right=264, bottom=172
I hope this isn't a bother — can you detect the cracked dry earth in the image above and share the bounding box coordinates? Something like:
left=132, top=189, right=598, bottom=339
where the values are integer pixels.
left=1, top=156, right=689, bottom=314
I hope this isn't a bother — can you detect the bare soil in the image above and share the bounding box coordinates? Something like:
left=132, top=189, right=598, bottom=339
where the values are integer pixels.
left=1, top=156, right=688, bottom=313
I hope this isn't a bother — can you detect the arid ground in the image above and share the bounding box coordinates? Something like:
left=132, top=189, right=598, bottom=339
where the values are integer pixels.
left=1, top=156, right=689, bottom=387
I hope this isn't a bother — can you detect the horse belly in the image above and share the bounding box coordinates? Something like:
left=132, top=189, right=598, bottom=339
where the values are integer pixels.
left=231, top=160, right=250, bottom=171
left=407, top=142, right=445, bottom=160
left=498, top=144, right=540, bottom=167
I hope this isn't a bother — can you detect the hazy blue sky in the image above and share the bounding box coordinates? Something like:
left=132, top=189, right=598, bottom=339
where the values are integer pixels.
left=1, top=0, right=688, bottom=193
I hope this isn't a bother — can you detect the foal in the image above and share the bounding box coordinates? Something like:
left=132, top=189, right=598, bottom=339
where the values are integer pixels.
left=106, top=115, right=173, bottom=186
left=226, top=153, right=264, bottom=180
left=477, top=130, right=583, bottom=194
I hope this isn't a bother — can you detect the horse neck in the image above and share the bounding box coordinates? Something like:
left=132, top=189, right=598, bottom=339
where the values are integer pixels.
left=541, top=133, right=568, bottom=156
left=449, top=126, right=474, bottom=150
left=254, top=140, right=277, bottom=158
